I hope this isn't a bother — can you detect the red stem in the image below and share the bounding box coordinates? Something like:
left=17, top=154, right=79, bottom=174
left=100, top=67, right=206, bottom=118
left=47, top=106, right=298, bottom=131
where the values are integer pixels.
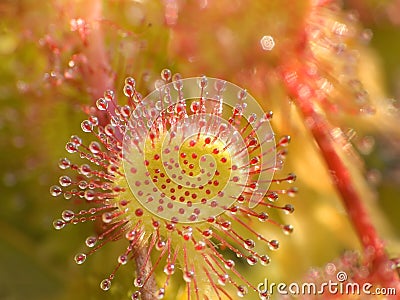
left=281, top=64, right=399, bottom=289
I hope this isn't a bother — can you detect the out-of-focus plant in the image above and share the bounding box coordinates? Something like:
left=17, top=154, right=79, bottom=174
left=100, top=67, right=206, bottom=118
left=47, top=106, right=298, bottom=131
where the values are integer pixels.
left=1, top=0, right=399, bottom=299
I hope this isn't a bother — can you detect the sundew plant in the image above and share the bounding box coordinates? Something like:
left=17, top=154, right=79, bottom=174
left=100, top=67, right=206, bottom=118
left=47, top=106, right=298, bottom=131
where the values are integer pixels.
left=1, top=0, right=400, bottom=299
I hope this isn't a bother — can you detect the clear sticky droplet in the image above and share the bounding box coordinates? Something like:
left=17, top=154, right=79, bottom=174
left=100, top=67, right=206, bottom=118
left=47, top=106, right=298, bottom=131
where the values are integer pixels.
left=96, top=98, right=108, bottom=111
left=284, top=204, right=294, bottom=214
left=104, top=90, right=114, bottom=102
left=85, top=236, right=97, bottom=247
left=74, top=253, right=86, bottom=264
left=50, top=185, right=62, bottom=197
left=100, top=278, right=111, bottom=291
left=197, top=75, right=208, bottom=88
left=70, top=135, right=82, bottom=146
left=53, top=219, right=66, bottom=230
left=133, top=276, right=144, bottom=288
left=260, top=255, right=271, bottom=266
left=61, top=210, right=75, bottom=221
left=161, top=69, right=172, bottom=82
left=125, top=77, right=136, bottom=87
left=244, top=239, right=255, bottom=250
left=118, top=255, right=128, bottom=265
left=58, top=158, right=71, bottom=169
left=65, top=142, right=77, bottom=153
left=81, top=120, right=93, bottom=133
left=89, top=141, right=101, bottom=154
left=59, top=175, right=72, bottom=187
left=268, top=240, right=279, bottom=250
left=237, top=285, right=248, bottom=297
left=183, top=270, right=194, bottom=282
left=156, top=288, right=165, bottom=299
left=163, top=263, right=175, bottom=275
left=246, top=255, right=258, bottom=265
left=224, top=259, right=235, bottom=270
left=131, top=291, right=141, bottom=300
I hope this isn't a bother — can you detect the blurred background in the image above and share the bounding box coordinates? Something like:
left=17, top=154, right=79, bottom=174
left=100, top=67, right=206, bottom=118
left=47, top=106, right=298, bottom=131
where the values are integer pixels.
left=0, top=0, right=399, bottom=299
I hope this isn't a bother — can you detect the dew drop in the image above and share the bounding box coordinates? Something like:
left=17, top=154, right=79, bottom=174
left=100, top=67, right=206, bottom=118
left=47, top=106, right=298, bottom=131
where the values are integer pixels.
left=125, top=230, right=137, bottom=241
left=125, top=77, right=136, bottom=87
left=134, top=276, right=144, bottom=288
left=156, top=240, right=166, bottom=251
left=218, top=273, right=229, bottom=285
left=131, top=291, right=142, bottom=300
left=237, top=285, right=248, bottom=297
left=70, top=135, right=82, bottom=146
left=258, top=212, right=269, bottom=222
left=62, top=210, right=75, bottom=221
left=266, top=192, right=278, bottom=202
left=268, top=240, right=279, bottom=250
left=282, top=224, right=294, bottom=235
left=74, top=253, right=87, bottom=264
left=246, top=255, right=258, bottom=265
left=65, top=142, right=77, bottom=153
left=172, top=73, right=183, bottom=90
left=183, top=270, right=194, bottom=282
left=89, top=141, right=101, bottom=154
left=63, top=191, right=73, bottom=200
left=100, top=278, right=111, bottom=291
left=286, top=173, right=296, bottom=183
left=102, top=212, right=113, bottom=224
left=220, top=221, right=231, bottom=231
left=156, top=288, right=165, bottom=299
left=58, top=158, right=71, bottom=169
left=118, top=254, right=128, bottom=265
left=53, top=219, right=66, bottom=230
left=259, top=290, right=270, bottom=300
left=190, top=101, right=200, bottom=113
left=85, top=236, right=97, bottom=247
left=89, top=115, right=98, bottom=126
left=124, top=85, right=134, bottom=98
left=260, top=255, right=271, bottom=266
left=104, top=90, right=114, bottom=102
left=163, top=263, right=175, bottom=275
left=95, top=98, right=108, bottom=111
left=279, top=135, right=291, bottom=147
left=80, top=164, right=92, bottom=176
left=195, top=241, right=206, bottom=251
left=202, top=229, right=213, bottom=238
left=131, top=291, right=141, bottom=300
left=81, top=120, right=93, bottom=132
left=244, top=239, right=255, bottom=250
left=59, top=175, right=72, bottom=187
left=161, top=69, right=172, bottom=82
left=283, top=204, right=294, bottom=214
left=224, top=259, right=235, bottom=269
left=215, top=79, right=226, bottom=92
left=84, top=190, right=95, bottom=201
left=287, top=187, right=298, bottom=198
left=197, top=75, right=208, bottom=88
left=237, top=89, right=247, bottom=101
left=50, top=185, right=62, bottom=197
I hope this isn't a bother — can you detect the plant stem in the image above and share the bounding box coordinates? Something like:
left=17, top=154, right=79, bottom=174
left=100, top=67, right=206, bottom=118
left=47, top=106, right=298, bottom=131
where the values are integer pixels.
left=281, top=64, right=399, bottom=288
left=135, top=246, right=158, bottom=300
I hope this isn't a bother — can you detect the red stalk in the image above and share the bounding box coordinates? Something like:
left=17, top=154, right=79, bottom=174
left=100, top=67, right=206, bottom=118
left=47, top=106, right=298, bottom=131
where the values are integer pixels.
left=281, top=64, right=400, bottom=290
